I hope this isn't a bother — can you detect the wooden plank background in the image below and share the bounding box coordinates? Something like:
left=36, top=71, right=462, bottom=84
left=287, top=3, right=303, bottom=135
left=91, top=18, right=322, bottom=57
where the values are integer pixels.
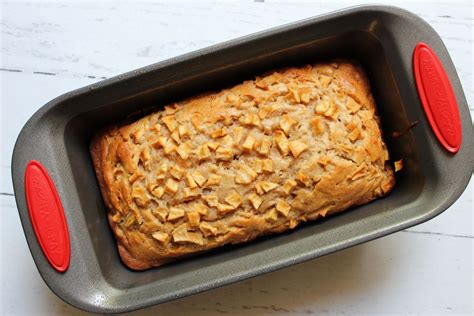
left=1, top=1, right=472, bottom=315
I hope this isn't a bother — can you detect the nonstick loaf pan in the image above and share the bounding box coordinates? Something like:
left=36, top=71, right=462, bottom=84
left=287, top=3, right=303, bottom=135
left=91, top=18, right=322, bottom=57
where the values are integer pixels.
left=11, top=5, right=473, bottom=314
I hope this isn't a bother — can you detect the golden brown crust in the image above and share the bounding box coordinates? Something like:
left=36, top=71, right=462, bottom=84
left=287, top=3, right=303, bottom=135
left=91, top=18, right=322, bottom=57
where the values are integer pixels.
left=90, top=60, right=395, bottom=270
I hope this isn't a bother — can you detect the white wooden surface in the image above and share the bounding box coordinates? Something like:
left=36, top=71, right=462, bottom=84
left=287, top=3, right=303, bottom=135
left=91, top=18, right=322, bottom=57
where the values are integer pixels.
left=0, top=1, right=473, bottom=315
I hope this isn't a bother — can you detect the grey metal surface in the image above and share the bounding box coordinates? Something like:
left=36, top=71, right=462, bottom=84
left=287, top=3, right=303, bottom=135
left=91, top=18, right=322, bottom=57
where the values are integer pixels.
left=11, top=5, right=474, bottom=314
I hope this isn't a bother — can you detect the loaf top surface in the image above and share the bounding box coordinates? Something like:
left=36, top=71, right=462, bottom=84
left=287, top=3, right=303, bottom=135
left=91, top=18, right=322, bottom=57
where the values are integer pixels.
left=91, top=61, right=394, bottom=270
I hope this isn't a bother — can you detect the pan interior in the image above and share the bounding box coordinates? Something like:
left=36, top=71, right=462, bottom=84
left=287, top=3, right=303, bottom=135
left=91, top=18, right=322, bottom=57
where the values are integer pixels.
left=63, top=29, right=424, bottom=289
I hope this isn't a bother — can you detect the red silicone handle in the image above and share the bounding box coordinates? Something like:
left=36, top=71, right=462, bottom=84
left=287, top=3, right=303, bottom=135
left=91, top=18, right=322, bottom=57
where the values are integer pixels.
left=25, top=161, right=70, bottom=272
left=413, top=42, right=462, bottom=154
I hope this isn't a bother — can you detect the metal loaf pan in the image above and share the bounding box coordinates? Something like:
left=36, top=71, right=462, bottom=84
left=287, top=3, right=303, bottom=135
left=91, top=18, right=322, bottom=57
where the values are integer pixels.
left=11, top=5, right=473, bottom=313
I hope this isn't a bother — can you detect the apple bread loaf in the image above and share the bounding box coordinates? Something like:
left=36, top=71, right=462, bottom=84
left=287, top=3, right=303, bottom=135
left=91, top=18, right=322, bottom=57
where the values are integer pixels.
left=91, top=61, right=395, bottom=270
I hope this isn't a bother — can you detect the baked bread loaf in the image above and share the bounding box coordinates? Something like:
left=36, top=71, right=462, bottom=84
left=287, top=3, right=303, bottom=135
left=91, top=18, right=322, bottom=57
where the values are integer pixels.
left=91, top=61, right=395, bottom=270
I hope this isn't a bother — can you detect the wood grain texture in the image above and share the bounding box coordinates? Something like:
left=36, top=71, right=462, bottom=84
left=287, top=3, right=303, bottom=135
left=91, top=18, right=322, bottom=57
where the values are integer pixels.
left=0, top=1, right=472, bottom=315
left=1, top=1, right=472, bottom=109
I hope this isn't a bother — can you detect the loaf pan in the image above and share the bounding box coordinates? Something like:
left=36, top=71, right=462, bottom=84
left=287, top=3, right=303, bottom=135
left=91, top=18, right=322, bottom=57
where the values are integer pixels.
left=11, top=5, right=473, bottom=313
